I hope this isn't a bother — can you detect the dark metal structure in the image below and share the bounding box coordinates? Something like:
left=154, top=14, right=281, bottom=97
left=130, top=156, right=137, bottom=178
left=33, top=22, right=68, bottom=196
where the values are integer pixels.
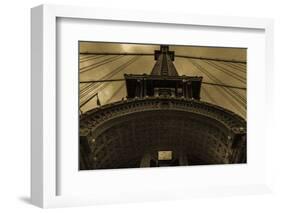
left=79, top=45, right=246, bottom=170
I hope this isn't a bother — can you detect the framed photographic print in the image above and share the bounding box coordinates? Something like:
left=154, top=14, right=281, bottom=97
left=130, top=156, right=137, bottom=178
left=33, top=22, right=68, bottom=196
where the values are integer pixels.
left=78, top=41, right=247, bottom=170
left=31, top=4, right=274, bottom=208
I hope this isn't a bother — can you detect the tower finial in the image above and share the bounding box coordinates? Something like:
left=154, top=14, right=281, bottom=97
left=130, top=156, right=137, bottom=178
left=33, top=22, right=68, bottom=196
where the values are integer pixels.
left=151, top=45, right=177, bottom=76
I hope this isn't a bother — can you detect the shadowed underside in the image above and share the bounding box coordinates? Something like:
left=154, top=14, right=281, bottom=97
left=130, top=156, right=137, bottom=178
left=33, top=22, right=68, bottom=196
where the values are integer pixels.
left=79, top=97, right=246, bottom=169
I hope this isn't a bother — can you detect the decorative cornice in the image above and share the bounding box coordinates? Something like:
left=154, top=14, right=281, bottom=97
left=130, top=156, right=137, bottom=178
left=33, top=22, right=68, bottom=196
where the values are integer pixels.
left=80, top=97, right=246, bottom=136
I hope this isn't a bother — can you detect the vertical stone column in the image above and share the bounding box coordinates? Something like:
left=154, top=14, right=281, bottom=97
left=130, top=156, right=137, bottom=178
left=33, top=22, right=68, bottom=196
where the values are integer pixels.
left=143, top=78, right=147, bottom=97
left=140, top=153, right=152, bottom=167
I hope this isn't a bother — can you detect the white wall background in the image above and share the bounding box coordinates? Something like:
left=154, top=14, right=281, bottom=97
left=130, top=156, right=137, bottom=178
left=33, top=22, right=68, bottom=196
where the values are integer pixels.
left=0, top=0, right=280, bottom=212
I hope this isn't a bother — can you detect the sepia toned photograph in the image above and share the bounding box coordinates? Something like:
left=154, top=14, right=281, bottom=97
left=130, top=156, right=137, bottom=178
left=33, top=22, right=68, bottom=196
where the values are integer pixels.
left=79, top=42, right=246, bottom=170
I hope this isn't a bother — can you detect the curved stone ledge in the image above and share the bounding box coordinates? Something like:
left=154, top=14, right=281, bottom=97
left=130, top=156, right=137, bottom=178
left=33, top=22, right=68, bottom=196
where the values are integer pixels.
left=80, top=97, right=246, bottom=135
left=79, top=97, right=247, bottom=169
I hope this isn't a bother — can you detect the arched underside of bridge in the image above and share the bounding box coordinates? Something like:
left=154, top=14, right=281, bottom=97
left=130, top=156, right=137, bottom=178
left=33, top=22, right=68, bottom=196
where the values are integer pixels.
left=79, top=98, right=246, bottom=170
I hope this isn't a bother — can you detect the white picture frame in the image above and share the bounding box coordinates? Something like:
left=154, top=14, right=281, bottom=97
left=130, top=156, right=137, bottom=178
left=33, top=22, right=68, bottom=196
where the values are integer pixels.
left=31, top=4, right=274, bottom=208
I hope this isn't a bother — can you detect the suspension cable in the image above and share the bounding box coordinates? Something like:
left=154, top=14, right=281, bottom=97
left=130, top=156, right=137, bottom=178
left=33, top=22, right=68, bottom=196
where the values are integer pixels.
left=80, top=56, right=140, bottom=105
left=80, top=78, right=246, bottom=90
left=188, top=59, right=246, bottom=112
left=201, top=82, right=246, bottom=90
left=80, top=52, right=246, bottom=64
left=80, top=55, right=107, bottom=63
left=194, top=59, right=246, bottom=104
left=221, top=61, right=246, bottom=73
left=80, top=56, right=139, bottom=100
left=80, top=92, right=98, bottom=108
left=80, top=55, right=138, bottom=93
left=80, top=54, right=98, bottom=60
left=198, top=60, right=246, bottom=105
left=201, top=86, right=217, bottom=104
left=228, top=62, right=246, bottom=69
left=175, top=55, right=246, bottom=64
left=80, top=55, right=123, bottom=73
left=80, top=55, right=115, bottom=71
left=79, top=57, right=246, bottom=111
left=106, top=83, right=125, bottom=104
left=203, top=60, right=246, bottom=84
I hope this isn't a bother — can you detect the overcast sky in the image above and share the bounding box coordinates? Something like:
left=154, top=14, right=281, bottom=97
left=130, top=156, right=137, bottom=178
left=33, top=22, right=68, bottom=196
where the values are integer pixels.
left=79, top=42, right=246, bottom=119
